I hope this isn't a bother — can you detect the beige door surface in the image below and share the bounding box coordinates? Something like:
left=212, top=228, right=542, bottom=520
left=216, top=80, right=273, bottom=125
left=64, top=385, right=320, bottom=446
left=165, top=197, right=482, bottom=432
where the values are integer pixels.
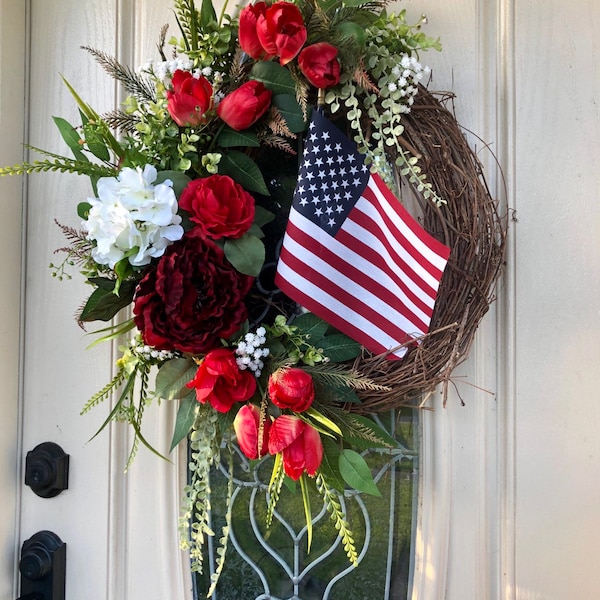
left=1, top=1, right=599, bottom=599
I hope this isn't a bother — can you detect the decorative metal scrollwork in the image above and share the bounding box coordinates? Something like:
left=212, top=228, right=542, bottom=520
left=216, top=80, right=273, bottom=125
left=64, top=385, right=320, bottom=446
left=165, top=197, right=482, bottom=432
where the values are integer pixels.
left=194, top=410, right=417, bottom=600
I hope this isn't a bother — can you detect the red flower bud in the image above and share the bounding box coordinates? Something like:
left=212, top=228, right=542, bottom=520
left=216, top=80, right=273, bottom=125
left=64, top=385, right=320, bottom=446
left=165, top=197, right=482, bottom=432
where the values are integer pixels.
left=239, top=2, right=269, bottom=59
left=166, top=70, right=213, bottom=127
left=217, top=80, right=272, bottom=131
left=268, top=367, right=314, bottom=412
left=256, top=2, right=307, bottom=66
left=268, top=415, right=323, bottom=480
left=234, top=403, right=271, bottom=460
left=186, top=347, right=256, bottom=413
left=298, top=43, right=341, bottom=89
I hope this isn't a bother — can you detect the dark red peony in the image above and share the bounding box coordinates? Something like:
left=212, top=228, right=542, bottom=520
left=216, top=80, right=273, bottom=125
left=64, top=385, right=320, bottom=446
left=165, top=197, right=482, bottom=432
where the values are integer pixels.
left=217, top=80, right=272, bottom=131
left=133, top=230, right=253, bottom=354
left=234, top=403, right=271, bottom=459
left=239, top=2, right=269, bottom=59
left=179, top=175, right=255, bottom=240
left=187, top=348, right=257, bottom=413
left=256, top=1, right=307, bottom=66
left=166, top=70, right=213, bottom=127
left=268, top=367, right=314, bottom=412
left=268, top=415, right=323, bottom=480
left=298, top=43, right=341, bottom=88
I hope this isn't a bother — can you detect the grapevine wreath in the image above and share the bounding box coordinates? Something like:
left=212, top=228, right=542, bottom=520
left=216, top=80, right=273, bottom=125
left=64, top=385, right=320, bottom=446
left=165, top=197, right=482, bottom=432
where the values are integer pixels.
left=1, top=0, right=506, bottom=589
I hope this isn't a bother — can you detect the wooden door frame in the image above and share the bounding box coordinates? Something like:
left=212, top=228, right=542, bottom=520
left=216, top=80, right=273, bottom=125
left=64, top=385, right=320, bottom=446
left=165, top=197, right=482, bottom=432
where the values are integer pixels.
left=0, top=0, right=27, bottom=597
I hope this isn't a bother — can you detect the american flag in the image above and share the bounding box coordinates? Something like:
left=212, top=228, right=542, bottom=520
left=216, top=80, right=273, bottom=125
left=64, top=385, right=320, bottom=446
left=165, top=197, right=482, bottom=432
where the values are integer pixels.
left=274, top=110, right=451, bottom=359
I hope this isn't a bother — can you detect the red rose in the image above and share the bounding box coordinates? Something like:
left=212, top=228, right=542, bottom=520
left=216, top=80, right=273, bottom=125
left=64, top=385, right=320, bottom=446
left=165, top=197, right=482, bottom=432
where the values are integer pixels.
left=298, top=43, right=341, bottom=89
left=268, top=415, right=323, bottom=480
left=268, top=367, right=314, bottom=412
left=234, top=403, right=271, bottom=459
left=166, top=70, right=213, bottom=127
left=256, top=2, right=307, bottom=66
left=133, top=230, right=253, bottom=354
left=187, top=348, right=256, bottom=413
left=239, top=2, right=269, bottom=59
left=217, top=80, right=272, bottom=131
left=179, top=175, right=255, bottom=239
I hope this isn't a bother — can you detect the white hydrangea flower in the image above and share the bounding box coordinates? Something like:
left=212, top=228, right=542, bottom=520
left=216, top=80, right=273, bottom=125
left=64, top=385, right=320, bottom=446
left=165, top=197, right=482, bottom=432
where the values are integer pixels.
left=83, top=165, right=184, bottom=269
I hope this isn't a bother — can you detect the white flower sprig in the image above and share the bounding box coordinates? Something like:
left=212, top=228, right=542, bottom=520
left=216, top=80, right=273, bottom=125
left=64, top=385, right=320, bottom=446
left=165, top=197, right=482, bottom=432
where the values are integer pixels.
left=235, top=327, right=270, bottom=377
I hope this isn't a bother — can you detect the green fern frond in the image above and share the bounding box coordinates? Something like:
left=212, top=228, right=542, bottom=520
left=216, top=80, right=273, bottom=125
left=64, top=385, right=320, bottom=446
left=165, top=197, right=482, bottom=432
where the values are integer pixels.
left=83, top=46, right=156, bottom=102
left=0, top=147, right=117, bottom=178
left=316, top=472, right=359, bottom=566
left=303, top=363, right=392, bottom=392
left=103, top=110, right=141, bottom=135
left=174, top=0, right=201, bottom=51
left=80, top=370, right=126, bottom=415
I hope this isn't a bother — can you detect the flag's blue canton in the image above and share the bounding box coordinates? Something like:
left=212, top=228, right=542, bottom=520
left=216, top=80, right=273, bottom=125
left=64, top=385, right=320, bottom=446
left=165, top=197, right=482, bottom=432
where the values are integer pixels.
left=293, top=110, right=370, bottom=236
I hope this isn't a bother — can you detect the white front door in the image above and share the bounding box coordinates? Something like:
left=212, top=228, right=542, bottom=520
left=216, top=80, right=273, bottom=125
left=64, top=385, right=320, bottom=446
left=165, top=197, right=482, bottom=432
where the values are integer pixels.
left=3, top=1, right=600, bottom=599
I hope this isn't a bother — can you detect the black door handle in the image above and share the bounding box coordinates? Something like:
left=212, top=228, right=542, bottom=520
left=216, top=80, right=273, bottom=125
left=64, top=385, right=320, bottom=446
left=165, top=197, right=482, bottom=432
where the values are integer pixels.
left=18, top=531, right=66, bottom=600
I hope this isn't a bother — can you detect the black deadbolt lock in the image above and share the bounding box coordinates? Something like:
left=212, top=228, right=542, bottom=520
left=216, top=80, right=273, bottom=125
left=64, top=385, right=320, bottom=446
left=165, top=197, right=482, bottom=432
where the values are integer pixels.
left=25, top=443, right=69, bottom=498
left=19, top=531, right=66, bottom=600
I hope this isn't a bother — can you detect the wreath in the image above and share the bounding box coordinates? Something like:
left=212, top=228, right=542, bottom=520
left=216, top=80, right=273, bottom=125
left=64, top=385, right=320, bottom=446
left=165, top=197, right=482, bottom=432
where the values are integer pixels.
left=0, top=0, right=506, bottom=591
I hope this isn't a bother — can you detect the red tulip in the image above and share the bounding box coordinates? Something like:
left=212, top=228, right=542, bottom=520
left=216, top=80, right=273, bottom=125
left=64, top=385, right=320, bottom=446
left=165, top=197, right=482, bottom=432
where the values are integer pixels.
left=268, top=367, right=314, bottom=412
left=234, top=403, right=271, bottom=459
left=256, top=2, right=307, bottom=66
left=187, top=347, right=256, bottom=413
left=268, top=415, right=323, bottom=480
left=166, top=70, right=213, bottom=127
left=239, top=2, right=269, bottom=59
left=217, top=80, right=272, bottom=131
left=298, top=43, right=341, bottom=89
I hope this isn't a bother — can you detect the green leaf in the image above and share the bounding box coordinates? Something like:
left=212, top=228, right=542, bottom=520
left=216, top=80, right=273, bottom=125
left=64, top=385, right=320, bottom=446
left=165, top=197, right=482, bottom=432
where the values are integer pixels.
left=218, top=150, right=269, bottom=195
left=154, top=357, right=198, bottom=400
left=199, top=0, right=217, bottom=27
left=78, top=201, right=92, bottom=219
left=250, top=61, right=296, bottom=95
left=170, top=392, right=198, bottom=452
left=60, top=75, right=124, bottom=159
left=224, top=234, right=265, bottom=276
left=343, top=414, right=399, bottom=450
left=291, top=312, right=329, bottom=343
left=217, top=127, right=261, bottom=148
left=155, top=170, right=192, bottom=197
left=319, top=437, right=346, bottom=492
left=52, top=116, right=88, bottom=162
left=86, top=136, right=111, bottom=162
left=305, top=407, right=342, bottom=436
left=339, top=449, right=381, bottom=497
left=319, top=334, right=361, bottom=362
left=272, top=95, right=309, bottom=133
left=79, top=280, right=136, bottom=322
left=299, top=474, right=313, bottom=552
left=254, top=205, right=275, bottom=228
left=335, top=20, right=368, bottom=45
left=323, top=382, right=361, bottom=404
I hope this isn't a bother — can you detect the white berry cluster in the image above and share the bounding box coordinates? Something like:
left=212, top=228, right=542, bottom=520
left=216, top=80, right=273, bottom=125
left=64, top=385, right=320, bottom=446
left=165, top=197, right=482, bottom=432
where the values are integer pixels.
left=140, top=55, right=214, bottom=83
left=389, top=54, right=431, bottom=112
left=128, top=335, right=177, bottom=363
left=235, top=327, right=270, bottom=377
